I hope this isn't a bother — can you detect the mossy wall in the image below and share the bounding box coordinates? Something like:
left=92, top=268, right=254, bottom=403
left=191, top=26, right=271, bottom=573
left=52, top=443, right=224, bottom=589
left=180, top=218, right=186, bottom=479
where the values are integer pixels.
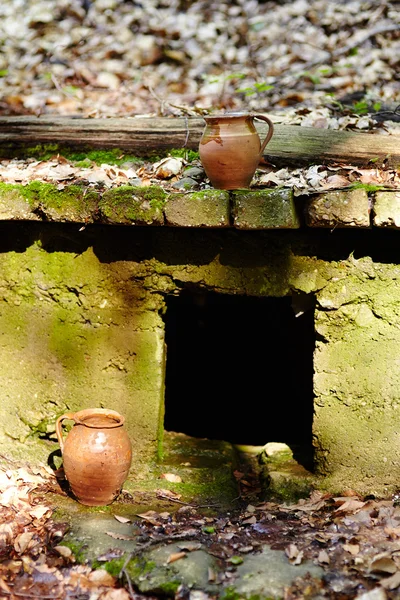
left=313, top=261, right=400, bottom=495
left=0, top=223, right=399, bottom=493
left=0, top=236, right=166, bottom=475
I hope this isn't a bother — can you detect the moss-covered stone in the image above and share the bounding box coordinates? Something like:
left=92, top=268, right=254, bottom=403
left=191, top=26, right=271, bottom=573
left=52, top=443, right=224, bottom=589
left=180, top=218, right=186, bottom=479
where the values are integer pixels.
left=99, top=185, right=166, bottom=225
left=313, top=259, right=400, bottom=495
left=232, top=188, right=300, bottom=229
left=165, top=189, right=230, bottom=227
left=306, top=188, right=370, bottom=228
left=0, top=181, right=99, bottom=222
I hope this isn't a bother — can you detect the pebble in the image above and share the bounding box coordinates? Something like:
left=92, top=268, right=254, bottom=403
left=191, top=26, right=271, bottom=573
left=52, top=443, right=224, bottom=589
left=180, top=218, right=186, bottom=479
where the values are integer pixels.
left=183, top=167, right=205, bottom=180
left=171, top=177, right=198, bottom=190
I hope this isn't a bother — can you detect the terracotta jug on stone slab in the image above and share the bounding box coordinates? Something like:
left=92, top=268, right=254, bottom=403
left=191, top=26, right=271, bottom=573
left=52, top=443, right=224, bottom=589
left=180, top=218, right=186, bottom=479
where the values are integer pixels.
left=199, top=113, right=274, bottom=190
left=56, top=408, right=132, bottom=506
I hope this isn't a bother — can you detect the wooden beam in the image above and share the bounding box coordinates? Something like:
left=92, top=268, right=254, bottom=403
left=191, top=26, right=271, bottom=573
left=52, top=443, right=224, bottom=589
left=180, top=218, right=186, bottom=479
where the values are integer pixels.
left=0, top=116, right=399, bottom=167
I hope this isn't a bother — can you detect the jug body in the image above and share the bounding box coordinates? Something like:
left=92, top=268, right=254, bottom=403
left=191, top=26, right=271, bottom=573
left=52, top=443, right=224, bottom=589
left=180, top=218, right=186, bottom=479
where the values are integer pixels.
left=56, top=408, right=132, bottom=506
left=199, top=113, right=274, bottom=190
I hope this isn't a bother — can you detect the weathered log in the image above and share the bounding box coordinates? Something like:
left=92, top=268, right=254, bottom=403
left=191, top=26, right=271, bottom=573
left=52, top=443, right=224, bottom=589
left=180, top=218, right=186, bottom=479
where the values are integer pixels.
left=0, top=116, right=399, bottom=167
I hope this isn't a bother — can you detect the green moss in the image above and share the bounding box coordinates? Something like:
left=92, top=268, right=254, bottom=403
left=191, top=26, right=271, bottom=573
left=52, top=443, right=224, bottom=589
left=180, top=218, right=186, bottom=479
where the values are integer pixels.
left=158, top=581, right=181, bottom=596
left=348, top=181, right=384, bottom=192
left=101, top=555, right=156, bottom=579
left=221, top=589, right=272, bottom=600
left=169, top=149, right=200, bottom=162
left=0, top=181, right=99, bottom=220
left=0, top=143, right=198, bottom=164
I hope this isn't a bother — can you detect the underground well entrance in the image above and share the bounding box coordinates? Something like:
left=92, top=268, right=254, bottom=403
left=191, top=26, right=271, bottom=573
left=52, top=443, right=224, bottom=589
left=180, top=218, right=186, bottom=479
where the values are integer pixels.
left=164, top=290, right=315, bottom=467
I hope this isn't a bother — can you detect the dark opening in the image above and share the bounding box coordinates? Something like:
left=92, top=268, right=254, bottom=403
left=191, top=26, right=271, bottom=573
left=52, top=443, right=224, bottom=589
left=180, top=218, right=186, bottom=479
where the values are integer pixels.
left=164, top=289, right=315, bottom=468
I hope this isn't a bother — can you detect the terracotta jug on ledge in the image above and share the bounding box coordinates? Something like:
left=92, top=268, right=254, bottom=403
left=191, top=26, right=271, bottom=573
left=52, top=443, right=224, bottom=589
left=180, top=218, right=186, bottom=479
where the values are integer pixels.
left=56, top=408, right=132, bottom=506
left=199, top=113, right=274, bottom=190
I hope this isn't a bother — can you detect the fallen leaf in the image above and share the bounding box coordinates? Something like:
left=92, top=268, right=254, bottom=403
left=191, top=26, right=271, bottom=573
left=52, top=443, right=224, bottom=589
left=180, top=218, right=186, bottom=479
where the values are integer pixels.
left=242, top=516, right=257, bottom=525
left=318, top=550, right=330, bottom=564
left=285, top=544, right=303, bottom=565
left=14, top=531, right=35, bottom=554
left=381, top=571, right=400, bottom=590
left=177, top=542, right=202, bottom=552
left=29, top=505, right=51, bottom=520
left=334, top=498, right=366, bottom=513
left=105, top=531, right=135, bottom=541
left=156, top=488, right=182, bottom=500
left=370, top=555, right=397, bottom=575
left=99, top=589, right=131, bottom=600
left=343, top=543, right=360, bottom=555
left=166, top=551, right=187, bottom=564
left=160, top=473, right=182, bottom=483
left=0, top=579, right=11, bottom=594
left=113, top=515, right=131, bottom=524
left=88, top=569, right=116, bottom=586
left=136, top=510, right=162, bottom=525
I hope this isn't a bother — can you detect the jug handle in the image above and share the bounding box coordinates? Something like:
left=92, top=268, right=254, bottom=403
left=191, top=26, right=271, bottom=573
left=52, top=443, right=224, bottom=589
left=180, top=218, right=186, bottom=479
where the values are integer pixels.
left=253, top=115, right=274, bottom=155
left=55, top=412, right=76, bottom=454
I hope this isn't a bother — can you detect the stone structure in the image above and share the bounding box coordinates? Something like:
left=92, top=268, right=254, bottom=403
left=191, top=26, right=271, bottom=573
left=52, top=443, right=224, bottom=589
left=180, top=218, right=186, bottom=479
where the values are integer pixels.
left=0, top=181, right=399, bottom=495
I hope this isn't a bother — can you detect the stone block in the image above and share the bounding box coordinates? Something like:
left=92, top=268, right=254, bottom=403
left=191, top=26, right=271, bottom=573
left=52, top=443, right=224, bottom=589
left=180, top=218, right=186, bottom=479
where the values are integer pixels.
left=373, top=191, right=400, bottom=228
left=313, top=267, right=400, bottom=495
left=231, top=188, right=300, bottom=229
left=99, top=185, right=165, bottom=225
left=164, top=190, right=230, bottom=227
left=306, top=188, right=370, bottom=227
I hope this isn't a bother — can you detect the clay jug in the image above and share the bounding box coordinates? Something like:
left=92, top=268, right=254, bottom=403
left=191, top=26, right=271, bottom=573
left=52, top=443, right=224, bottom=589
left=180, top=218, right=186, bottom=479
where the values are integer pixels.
left=55, top=408, right=132, bottom=506
left=199, top=113, right=274, bottom=190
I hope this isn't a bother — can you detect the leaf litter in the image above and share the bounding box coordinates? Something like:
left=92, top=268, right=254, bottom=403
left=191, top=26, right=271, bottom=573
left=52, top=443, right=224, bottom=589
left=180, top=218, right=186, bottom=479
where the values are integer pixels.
left=1, top=459, right=400, bottom=597
left=0, top=0, right=400, bottom=193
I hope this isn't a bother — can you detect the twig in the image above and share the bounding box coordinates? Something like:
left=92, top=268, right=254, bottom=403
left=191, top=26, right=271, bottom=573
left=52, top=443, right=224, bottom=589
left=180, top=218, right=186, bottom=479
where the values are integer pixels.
left=50, top=74, right=77, bottom=99
left=121, top=568, right=136, bottom=600
left=183, top=116, right=189, bottom=148
left=144, top=85, right=166, bottom=116
left=155, top=493, right=221, bottom=508
left=3, top=591, right=62, bottom=599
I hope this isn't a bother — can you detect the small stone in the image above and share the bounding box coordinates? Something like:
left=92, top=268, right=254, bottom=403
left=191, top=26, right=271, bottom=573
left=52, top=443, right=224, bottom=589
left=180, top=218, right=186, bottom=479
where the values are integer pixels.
left=183, top=167, right=205, bottom=180
left=172, top=177, right=198, bottom=190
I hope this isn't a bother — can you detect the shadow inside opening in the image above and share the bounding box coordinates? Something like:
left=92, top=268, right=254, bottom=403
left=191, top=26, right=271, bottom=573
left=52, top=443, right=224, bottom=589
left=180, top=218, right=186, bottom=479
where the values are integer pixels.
left=164, top=289, right=315, bottom=471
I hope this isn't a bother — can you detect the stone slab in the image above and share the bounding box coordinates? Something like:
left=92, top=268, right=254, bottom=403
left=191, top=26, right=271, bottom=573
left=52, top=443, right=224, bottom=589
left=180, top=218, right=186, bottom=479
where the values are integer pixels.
left=306, top=188, right=370, bottom=227
left=373, top=191, right=400, bottom=228
left=98, top=185, right=165, bottom=225
left=164, top=190, right=230, bottom=227
left=231, top=188, right=300, bottom=229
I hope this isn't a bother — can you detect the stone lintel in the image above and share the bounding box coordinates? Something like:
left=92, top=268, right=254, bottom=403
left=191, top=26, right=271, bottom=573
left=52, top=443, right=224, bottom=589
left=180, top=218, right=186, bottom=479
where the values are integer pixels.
left=164, top=190, right=230, bottom=227
left=373, top=191, right=400, bottom=228
left=306, top=189, right=370, bottom=228
left=231, top=188, right=300, bottom=229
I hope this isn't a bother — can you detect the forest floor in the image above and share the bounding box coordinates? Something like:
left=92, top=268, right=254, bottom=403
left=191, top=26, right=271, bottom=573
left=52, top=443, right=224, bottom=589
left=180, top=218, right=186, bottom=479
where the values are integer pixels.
left=1, top=0, right=400, bottom=191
